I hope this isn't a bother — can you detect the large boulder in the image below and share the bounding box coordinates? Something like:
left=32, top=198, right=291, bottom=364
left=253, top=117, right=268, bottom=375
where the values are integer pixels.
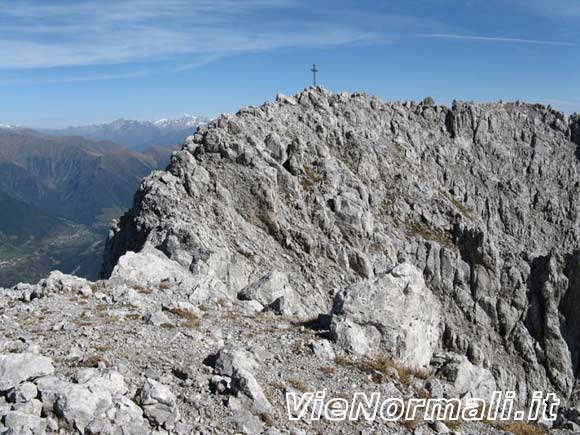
left=55, top=384, right=113, bottom=434
left=110, top=246, right=194, bottom=289
left=213, top=346, right=272, bottom=414
left=137, top=378, right=180, bottom=430
left=213, top=345, right=259, bottom=378
left=436, top=354, right=497, bottom=402
left=330, top=263, right=442, bottom=367
left=86, top=397, right=150, bottom=435
left=110, top=245, right=248, bottom=302
left=3, top=411, right=47, bottom=434
left=0, top=353, right=55, bottom=391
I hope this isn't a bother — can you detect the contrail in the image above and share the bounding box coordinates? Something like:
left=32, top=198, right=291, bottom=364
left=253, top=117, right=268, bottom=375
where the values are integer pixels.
left=418, top=33, right=576, bottom=47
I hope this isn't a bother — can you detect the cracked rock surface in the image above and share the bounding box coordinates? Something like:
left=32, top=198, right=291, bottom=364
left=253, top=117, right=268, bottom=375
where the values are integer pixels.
left=3, top=88, right=580, bottom=433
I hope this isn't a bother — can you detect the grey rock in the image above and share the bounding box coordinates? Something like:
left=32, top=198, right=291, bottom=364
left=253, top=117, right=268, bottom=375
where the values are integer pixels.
left=41, top=271, right=92, bottom=294
left=425, top=379, right=444, bottom=399
left=213, top=345, right=259, bottom=378
left=331, top=263, right=441, bottom=367
left=12, top=398, right=42, bottom=416
left=308, top=339, right=336, bottom=361
left=229, top=409, right=264, bottom=434
left=55, top=383, right=113, bottom=434
left=212, top=346, right=272, bottom=414
left=7, top=382, right=37, bottom=404
left=86, top=397, right=151, bottom=435
left=137, top=379, right=180, bottom=430
left=438, top=354, right=497, bottom=402
left=229, top=368, right=272, bottom=414
left=329, top=317, right=370, bottom=356
left=238, top=271, right=303, bottom=316
left=0, top=353, right=54, bottom=391
left=430, top=420, right=450, bottom=434
left=103, top=89, right=580, bottom=407
left=145, top=311, right=171, bottom=327
left=3, top=411, right=47, bottom=435
left=0, top=397, right=10, bottom=417
left=34, top=376, right=70, bottom=414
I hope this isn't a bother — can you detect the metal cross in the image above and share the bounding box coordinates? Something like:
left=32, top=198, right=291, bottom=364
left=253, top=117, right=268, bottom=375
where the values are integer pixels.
left=310, top=64, right=318, bottom=87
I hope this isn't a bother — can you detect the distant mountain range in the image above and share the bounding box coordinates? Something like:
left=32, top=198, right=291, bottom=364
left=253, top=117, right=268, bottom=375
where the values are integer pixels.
left=43, top=115, right=209, bottom=151
left=0, top=125, right=180, bottom=286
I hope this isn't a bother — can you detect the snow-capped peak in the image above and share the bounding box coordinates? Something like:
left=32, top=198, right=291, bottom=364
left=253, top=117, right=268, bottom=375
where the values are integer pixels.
left=151, top=114, right=205, bottom=128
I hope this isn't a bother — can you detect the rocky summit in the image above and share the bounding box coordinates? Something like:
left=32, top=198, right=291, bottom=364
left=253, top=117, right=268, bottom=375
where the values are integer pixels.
left=2, top=88, right=580, bottom=434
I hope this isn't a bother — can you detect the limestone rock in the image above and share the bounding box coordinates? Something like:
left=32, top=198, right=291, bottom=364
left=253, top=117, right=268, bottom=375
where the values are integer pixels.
left=238, top=271, right=303, bottom=316
left=137, top=379, right=180, bottom=430
left=437, top=354, right=497, bottom=402
left=55, top=384, right=113, bottom=433
left=331, top=263, right=441, bottom=367
left=10, top=87, right=580, bottom=418
left=3, top=411, right=47, bottom=435
left=86, top=397, right=150, bottom=435
left=0, top=353, right=55, bottom=391
left=213, top=346, right=259, bottom=378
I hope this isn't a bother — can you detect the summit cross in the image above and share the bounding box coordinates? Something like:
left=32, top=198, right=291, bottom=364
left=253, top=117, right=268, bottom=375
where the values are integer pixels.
left=310, top=64, right=318, bottom=87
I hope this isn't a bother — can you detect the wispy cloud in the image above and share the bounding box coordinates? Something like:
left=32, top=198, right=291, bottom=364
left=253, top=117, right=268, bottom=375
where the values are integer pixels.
left=0, top=70, right=149, bottom=86
left=417, top=33, right=576, bottom=47
left=0, top=0, right=384, bottom=71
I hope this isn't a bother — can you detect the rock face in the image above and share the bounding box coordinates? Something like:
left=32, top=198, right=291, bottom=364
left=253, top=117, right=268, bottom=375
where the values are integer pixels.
left=101, top=88, right=580, bottom=409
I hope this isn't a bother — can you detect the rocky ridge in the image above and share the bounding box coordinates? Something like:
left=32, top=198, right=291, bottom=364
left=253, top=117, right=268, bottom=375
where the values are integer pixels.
left=2, top=88, right=580, bottom=434
left=104, top=87, right=580, bottom=402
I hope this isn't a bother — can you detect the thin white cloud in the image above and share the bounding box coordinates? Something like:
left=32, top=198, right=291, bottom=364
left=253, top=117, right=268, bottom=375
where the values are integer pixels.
left=0, top=0, right=385, bottom=70
left=0, top=70, right=149, bottom=86
left=418, top=33, right=576, bottom=47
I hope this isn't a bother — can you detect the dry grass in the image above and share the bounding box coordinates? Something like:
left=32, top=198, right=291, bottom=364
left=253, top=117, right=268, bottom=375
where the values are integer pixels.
left=405, top=219, right=453, bottom=248
left=72, top=320, right=93, bottom=328
left=131, top=285, right=153, bottom=295
left=438, top=189, right=474, bottom=220
left=125, top=313, right=141, bottom=321
left=159, top=282, right=171, bottom=290
left=441, top=400, right=462, bottom=431
left=359, top=355, right=430, bottom=385
left=400, top=401, right=423, bottom=431
left=81, top=355, right=105, bottom=368
left=416, top=387, right=431, bottom=400
left=494, top=421, right=546, bottom=435
left=469, top=403, right=546, bottom=435
left=445, top=418, right=462, bottom=431
left=270, top=381, right=285, bottom=391
left=320, top=365, right=337, bottom=375
left=301, top=163, right=323, bottom=189
left=292, top=340, right=304, bottom=354
left=289, top=379, right=309, bottom=392
left=169, top=308, right=200, bottom=328
left=160, top=323, right=176, bottom=329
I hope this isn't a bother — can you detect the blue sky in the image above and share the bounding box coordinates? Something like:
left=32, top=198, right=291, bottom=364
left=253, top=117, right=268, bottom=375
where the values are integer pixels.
left=0, top=0, right=578, bottom=128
